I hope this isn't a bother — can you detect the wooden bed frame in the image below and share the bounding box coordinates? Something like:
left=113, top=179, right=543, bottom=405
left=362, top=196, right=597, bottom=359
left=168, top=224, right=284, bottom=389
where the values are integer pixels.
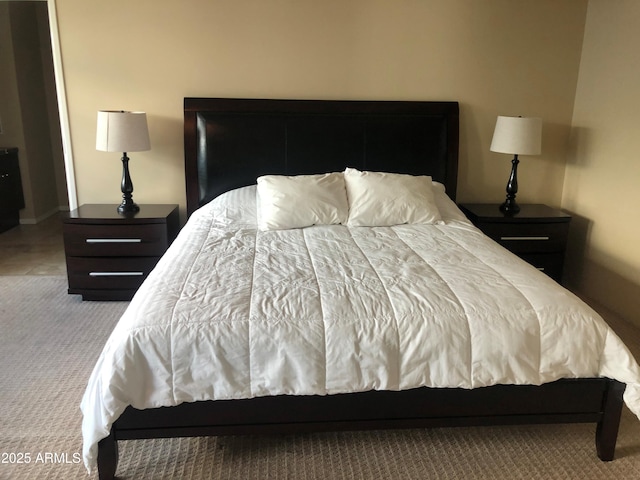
left=96, top=98, right=625, bottom=479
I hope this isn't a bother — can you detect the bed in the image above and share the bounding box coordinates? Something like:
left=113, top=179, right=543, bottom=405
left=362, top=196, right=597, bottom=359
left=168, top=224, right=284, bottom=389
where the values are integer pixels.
left=83, top=98, right=640, bottom=479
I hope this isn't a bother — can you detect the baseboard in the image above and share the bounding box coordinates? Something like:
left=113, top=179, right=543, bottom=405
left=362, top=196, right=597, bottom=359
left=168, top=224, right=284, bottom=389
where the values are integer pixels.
left=19, top=206, right=68, bottom=225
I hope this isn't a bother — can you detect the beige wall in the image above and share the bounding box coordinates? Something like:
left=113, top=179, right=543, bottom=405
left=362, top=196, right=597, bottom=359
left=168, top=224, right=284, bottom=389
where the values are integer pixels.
left=563, top=0, right=640, bottom=325
left=54, top=0, right=587, bottom=218
left=0, top=1, right=68, bottom=222
left=0, top=2, right=30, bottom=216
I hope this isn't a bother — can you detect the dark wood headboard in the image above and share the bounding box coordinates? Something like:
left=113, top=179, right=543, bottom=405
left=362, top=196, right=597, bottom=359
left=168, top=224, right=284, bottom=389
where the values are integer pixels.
left=184, top=98, right=459, bottom=216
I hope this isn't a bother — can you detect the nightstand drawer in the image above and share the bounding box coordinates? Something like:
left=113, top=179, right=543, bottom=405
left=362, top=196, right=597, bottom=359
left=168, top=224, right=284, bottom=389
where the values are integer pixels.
left=459, top=203, right=571, bottom=284
left=63, top=223, right=168, bottom=257
left=518, top=253, right=564, bottom=280
left=480, top=222, right=569, bottom=253
left=66, top=256, right=160, bottom=290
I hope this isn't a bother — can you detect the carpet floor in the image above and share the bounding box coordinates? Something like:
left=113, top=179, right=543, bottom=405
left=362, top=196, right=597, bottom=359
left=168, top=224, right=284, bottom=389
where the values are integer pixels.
left=1, top=275, right=640, bottom=479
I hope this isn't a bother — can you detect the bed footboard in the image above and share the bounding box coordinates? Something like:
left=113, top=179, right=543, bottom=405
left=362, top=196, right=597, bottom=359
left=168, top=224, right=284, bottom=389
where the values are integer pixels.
left=95, top=378, right=625, bottom=480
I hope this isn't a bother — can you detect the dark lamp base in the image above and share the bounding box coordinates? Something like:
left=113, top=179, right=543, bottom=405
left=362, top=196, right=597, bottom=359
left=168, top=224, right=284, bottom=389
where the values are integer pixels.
left=117, top=152, right=139, bottom=215
left=499, top=200, right=520, bottom=214
left=500, top=154, right=520, bottom=215
left=117, top=201, right=140, bottom=215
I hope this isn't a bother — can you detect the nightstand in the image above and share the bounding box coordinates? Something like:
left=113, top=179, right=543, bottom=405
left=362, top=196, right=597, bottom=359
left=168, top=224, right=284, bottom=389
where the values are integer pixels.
left=458, top=203, right=571, bottom=283
left=61, top=204, right=180, bottom=300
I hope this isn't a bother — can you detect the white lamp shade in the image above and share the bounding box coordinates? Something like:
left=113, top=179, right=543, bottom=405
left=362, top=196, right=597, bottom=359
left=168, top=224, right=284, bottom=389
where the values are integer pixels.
left=96, top=111, right=151, bottom=152
left=490, top=116, right=542, bottom=156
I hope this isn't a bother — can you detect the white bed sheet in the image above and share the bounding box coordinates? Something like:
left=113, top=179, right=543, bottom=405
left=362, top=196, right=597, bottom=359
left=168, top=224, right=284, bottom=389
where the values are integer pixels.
left=81, top=184, right=640, bottom=471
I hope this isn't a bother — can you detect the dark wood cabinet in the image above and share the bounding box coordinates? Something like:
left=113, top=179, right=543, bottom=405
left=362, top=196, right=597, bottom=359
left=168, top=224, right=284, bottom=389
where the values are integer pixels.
left=61, top=204, right=180, bottom=300
left=0, top=147, right=25, bottom=233
left=459, top=203, right=571, bottom=283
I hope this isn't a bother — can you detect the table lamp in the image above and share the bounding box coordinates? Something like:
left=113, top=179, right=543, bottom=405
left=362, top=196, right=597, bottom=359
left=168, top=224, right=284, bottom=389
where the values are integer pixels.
left=490, top=115, right=542, bottom=214
left=96, top=110, right=150, bottom=214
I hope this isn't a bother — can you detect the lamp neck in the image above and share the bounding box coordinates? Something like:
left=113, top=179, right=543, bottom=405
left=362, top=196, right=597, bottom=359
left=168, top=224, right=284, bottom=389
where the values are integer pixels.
left=118, top=152, right=139, bottom=214
left=500, top=154, right=520, bottom=214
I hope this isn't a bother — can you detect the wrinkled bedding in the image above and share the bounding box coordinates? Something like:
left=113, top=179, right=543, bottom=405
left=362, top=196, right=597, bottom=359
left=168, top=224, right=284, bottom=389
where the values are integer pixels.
left=81, top=185, right=640, bottom=471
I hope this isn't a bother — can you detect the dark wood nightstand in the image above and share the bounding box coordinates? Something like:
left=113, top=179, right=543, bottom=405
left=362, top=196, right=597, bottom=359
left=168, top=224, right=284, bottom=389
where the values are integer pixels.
left=61, top=204, right=180, bottom=300
left=459, top=203, right=571, bottom=283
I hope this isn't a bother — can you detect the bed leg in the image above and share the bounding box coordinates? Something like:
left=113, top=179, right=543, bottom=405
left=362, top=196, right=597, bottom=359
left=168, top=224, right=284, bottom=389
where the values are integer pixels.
left=97, top=428, right=119, bottom=480
left=596, top=380, right=625, bottom=461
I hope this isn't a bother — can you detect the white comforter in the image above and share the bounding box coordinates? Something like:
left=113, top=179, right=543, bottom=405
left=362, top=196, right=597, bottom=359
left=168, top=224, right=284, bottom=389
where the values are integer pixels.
left=81, top=185, right=640, bottom=471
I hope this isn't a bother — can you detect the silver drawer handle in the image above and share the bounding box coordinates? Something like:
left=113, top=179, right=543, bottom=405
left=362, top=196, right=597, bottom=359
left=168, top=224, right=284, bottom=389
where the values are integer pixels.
left=89, top=272, right=144, bottom=277
left=537, top=267, right=546, bottom=271
left=86, top=238, right=142, bottom=243
left=500, top=236, right=550, bottom=241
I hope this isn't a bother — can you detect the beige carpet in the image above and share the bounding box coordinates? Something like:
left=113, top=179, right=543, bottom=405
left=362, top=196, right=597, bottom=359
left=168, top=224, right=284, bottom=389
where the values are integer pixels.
left=2, top=275, right=640, bottom=480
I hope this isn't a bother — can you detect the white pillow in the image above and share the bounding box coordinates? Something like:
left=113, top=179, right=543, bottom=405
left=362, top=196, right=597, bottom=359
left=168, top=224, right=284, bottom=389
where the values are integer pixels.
left=344, top=168, right=442, bottom=226
left=257, top=172, right=348, bottom=230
